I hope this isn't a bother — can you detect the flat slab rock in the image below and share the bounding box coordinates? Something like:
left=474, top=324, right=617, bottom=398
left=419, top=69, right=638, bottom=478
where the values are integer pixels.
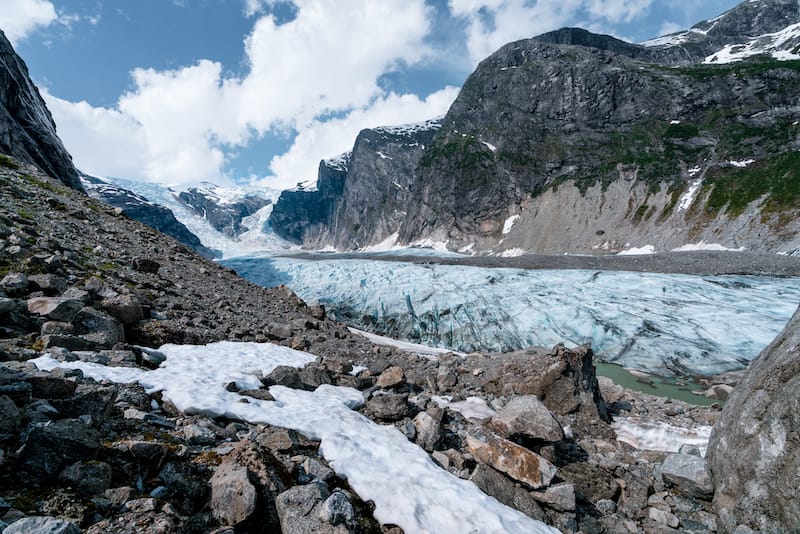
left=466, top=426, right=557, bottom=489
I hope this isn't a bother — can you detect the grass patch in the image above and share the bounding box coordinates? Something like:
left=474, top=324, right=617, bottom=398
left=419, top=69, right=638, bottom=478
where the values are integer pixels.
left=704, top=152, right=800, bottom=216
left=0, top=154, right=20, bottom=170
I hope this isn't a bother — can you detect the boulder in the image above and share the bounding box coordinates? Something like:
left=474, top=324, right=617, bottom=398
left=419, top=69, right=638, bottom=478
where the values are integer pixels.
left=708, top=305, right=800, bottom=531
left=27, top=274, right=67, bottom=295
left=469, top=463, right=547, bottom=522
left=132, top=258, right=160, bottom=273
left=3, top=516, right=81, bottom=534
left=466, top=427, right=557, bottom=489
left=19, top=419, right=102, bottom=476
left=377, top=366, right=405, bottom=388
left=491, top=395, right=564, bottom=443
left=27, top=297, right=83, bottom=322
left=318, top=490, right=354, bottom=526
left=0, top=297, right=17, bottom=315
left=101, top=294, right=145, bottom=325
left=0, top=273, right=28, bottom=296
left=262, top=365, right=304, bottom=390
left=0, top=395, right=21, bottom=434
left=73, top=307, right=124, bottom=347
left=210, top=463, right=257, bottom=526
left=59, top=461, right=112, bottom=496
left=531, top=482, right=576, bottom=512
left=275, top=482, right=349, bottom=534
left=365, top=392, right=408, bottom=421
left=413, top=410, right=443, bottom=451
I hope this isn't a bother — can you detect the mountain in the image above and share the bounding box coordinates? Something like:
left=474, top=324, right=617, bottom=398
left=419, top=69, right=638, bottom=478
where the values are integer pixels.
left=80, top=173, right=216, bottom=259
left=0, top=30, right=81, bottom=190
left=177, top=183, right=272, bottom=239
left=270, top=0, right=800, bottom=256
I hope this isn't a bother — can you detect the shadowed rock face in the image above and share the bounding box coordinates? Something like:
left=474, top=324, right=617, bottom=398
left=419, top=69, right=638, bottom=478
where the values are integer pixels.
left=177, top=187, right=271, bottom=238
left=707, top=304, right=800, bottom=532
left=0, top=30, right=81, bottom=190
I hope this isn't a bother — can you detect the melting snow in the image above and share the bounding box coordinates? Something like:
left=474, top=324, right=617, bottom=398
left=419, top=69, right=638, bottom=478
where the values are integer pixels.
left=376, top=151, right=393, bottom=160
left=374, top=118, right=443, bottom=137
left=360, top=233, right=399, bottom=253
left=348, top=328, right=465, bottom=358
left=678, top=178, right=703, bottom=211
left=704, top=22, right=800, bottom=64
left=442, top=397, right=497, bottom=421
left=612, top=417, right=712, bottom=456
left=728, top=159, right=756, bottom=168
left=481, top=140, right=498, bottom=152
left=617, top=245, right=656, bottom=255
left=672, top=242, right=746, bottom=252
left=31, top=343, right=555, bottom=534
left=497, top=247, right=526, bottom=257
left=502, top=214, right=520, bottom=235
left=324, top=151, right=351, bottom=172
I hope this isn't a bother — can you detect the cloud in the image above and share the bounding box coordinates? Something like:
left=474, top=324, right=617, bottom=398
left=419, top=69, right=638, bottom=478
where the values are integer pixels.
left=46, top=0, right=437, bottom=188
left=0, top=0, right=58, bottom=44
left=265, top=86, right=461, bottom=189
left=448, top=0, right=652, bottom=64
left=657, top=21, right=684, bottom=37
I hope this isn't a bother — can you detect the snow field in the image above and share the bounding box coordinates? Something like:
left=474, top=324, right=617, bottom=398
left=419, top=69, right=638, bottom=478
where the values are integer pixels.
left=31, top=342, right=557, bottom=534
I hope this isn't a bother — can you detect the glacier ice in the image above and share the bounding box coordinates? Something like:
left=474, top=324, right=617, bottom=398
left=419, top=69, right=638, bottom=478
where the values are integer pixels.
left=225, top=256, right=800, bottom=377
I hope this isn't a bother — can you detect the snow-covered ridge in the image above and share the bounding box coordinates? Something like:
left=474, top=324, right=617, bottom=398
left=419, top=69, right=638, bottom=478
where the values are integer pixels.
left=373, top=117, right=443, bottom=136
left=705, top=22, right=800, bottom=63
left=323, top=151, right=351, bottom=172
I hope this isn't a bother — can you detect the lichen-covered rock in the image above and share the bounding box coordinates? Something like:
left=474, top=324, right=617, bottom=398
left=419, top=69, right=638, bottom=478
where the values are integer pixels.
left=661, top=453, right=713, bottom=498
left=707, top=304, right=800, bottom=531
left=3, top=516, right=81, bottom=534
left=491, top=395, right=564, bottom=443
left=466, top=427, right=557, bottom=489
left=19, top=419, right=102, bottom=476
left=209, top=463, right=257, bottom=526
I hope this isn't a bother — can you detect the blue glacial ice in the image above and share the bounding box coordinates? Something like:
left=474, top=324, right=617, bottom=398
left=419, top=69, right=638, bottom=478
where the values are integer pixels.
left=225, top=256, right=800, bottom=377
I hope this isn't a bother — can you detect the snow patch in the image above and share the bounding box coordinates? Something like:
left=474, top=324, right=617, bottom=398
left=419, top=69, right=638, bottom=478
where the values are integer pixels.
left=324, top=151, right=351, bottom=172
left=677, top=178, right=703, bottom=211
left=373, top=117, right=443, bottom=137
left=502, top=214, right=520, bottom=235
left=436, top=396, right=496, bottom=421
left=31, top=343, right=553, bottom=534
left=618, top=245, right=656, bottom=255
left=498, top=248, right=526, bottom=258
left=728, top=159, right=755, bottom=168
left=360, top=233, right=399, bottom=253
left=612, top=417, right=712, bottom=456
left=672, top=242, right=746, bottom=252
left=481, top=140, right=498, bottom=152
left=704, top=22, right=800, bottom=64
left=376, top=151, right=392, bottom=160
left=349, top=328, right=465, bottom=358
left=409, top=237, right=451, bottom=253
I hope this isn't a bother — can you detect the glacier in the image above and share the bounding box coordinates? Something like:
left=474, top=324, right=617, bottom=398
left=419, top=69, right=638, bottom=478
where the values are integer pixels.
left=225, top=256, right=800, bottom=377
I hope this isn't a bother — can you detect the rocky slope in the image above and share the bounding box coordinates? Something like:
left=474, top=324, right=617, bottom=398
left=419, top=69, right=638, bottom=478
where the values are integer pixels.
left=0, top=30, right=81, bottom=191
left=270, top=0, right=800, bottom=255
left=1, top=157, right=734, bottom=533
left=80, top=174, right=215, bottom=259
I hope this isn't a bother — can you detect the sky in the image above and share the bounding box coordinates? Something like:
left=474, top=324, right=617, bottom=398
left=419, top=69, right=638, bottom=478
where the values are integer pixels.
left=2, top=0, right=741, bottom=190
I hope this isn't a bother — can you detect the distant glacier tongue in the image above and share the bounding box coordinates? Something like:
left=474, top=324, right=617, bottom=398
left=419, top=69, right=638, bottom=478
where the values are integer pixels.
left=225, top=257, right=800, bottom=377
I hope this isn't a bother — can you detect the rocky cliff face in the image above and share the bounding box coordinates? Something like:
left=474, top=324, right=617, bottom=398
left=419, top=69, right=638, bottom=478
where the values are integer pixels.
left=0, top=30, right=81, bottom=190
left=271, top=120, right=439, bottom=249
left=270, top=0, right=800, bottom=255
left=177, top=184, right=271, bottom=238
left=81, top=174, right=215, bottom=259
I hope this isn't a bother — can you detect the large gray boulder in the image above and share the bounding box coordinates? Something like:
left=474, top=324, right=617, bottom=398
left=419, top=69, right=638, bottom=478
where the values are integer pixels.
left=4, top=516, right=81, bottom=534
left=661, top=453, right=713, bottom=498
left=707, top=304, right=800, bottom=531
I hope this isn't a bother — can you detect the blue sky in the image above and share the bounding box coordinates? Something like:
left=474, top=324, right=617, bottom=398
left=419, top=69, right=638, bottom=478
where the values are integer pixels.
left=3, top=0, right=740, bottom=190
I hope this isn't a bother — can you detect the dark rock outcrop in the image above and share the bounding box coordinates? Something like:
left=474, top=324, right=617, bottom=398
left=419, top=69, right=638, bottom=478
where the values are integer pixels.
left=0, top=30, right=81, bottom=190
left=81, top=173, right=215, bottom=258
left=707, top=304, right=800, bottom=531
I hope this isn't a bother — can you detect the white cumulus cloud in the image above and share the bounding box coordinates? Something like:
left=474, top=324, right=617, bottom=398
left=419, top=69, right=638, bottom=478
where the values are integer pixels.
left=0, top=0, right=58, bottom=45
left=46, top=0, right=438, bottom=188
left=449, top=0, right=653, bottom=64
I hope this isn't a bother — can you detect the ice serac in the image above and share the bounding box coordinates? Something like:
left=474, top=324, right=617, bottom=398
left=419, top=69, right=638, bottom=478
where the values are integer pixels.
left=0, top=30, right=82, bottom=190
left=270, top=120, right=440, bottom=250
left=707, top=304, right=800, bottom=532
left=81, top=174, right=215, bottom=259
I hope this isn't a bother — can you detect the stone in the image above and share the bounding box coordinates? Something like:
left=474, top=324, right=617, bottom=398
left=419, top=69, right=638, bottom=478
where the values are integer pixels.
left=3, top=516, right=81, bottom=534
left=132, top=258, right=160, bottom=273
left=466, top=427, right=557, bottom=489
left=0, top=297, right=16, bottom=315
left=597, top=376, right=625, bottom=403
left=491, top=395, right=564, bottom=442
left=19, top=419, right=102, bottom=476
left=73, top=307, right=124, bottom=347
left=531, top=482, right=576, bottom=512
left=413, top=410, right=443, bottom=451
left=40, top=321, right=74, bottom=335
left=101, top=294, right=145, bottom=325
left=181, top=423, right=217, bottom=445
left=59, top=461, right=112, bottom=496
left=662, top=453, right=714, bottom=498
left=210, top=463, right=257, bottom=526
left=469, top=463, right=547, bottom=522
left=262, top=365, right=305, bottom=389
left=0, top=273, right=28, bottom=296
left=377, top=366, right=405, bottom=388
left=559, top=461, right=621, bottom=504
left=318, top=490, right=354, bottom=526
left=300, top=365, right=332, bottom=389
left=27, top=372, right=77, bottom=399
left=365, top=392, right=408, bottom=421
left=303, top=457, right=335, bottom=482
left=26, top=297, right=83, bottom=322
left=256, top=427, right=300, bottom=453
left=0, top=395, right=21, bottom=434
left=27, top=274, right=67, bottom=295
left=649, top=507, right=680, bottom=528
left=275, top=482, right=348, bottom=534
left=40, top=334, right=96, bottom=352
